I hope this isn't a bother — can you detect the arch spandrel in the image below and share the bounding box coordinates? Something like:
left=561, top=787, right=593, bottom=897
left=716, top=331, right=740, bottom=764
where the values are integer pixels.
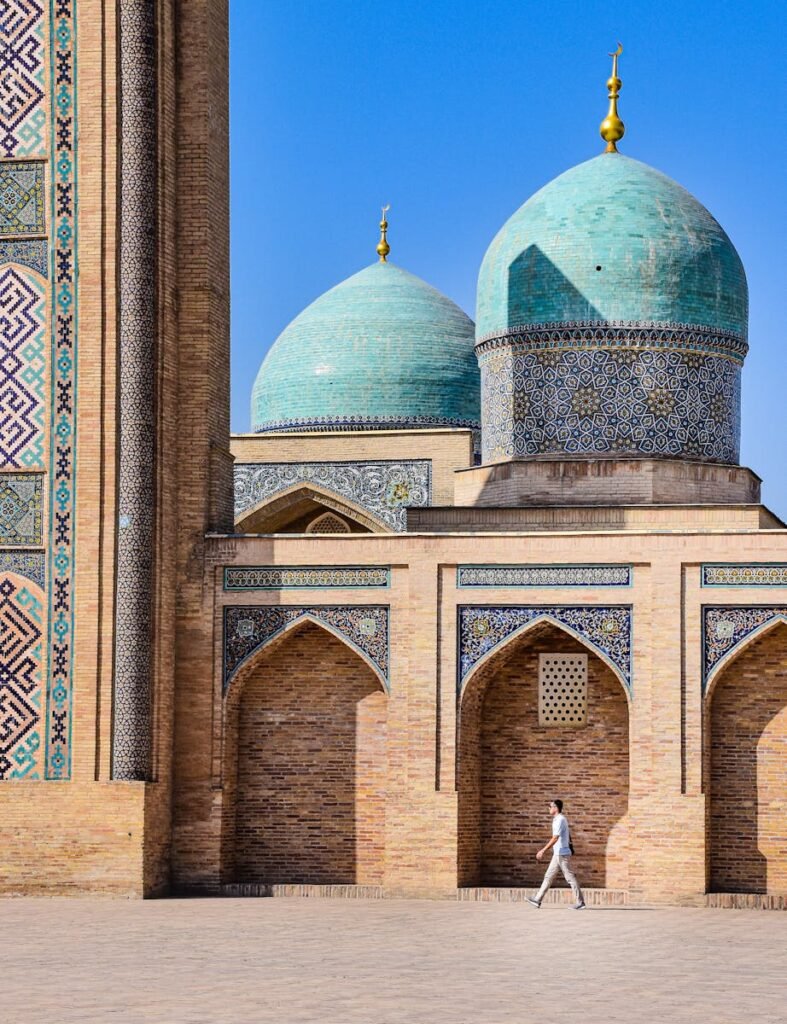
left=704, top=607, right=787, bottom=696
left=234, top=482, right=388, bottom=534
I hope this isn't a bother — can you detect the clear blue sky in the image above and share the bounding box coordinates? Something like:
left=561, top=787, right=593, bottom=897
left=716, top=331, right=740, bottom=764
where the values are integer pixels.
left=230, top=0, right=787, bottom=515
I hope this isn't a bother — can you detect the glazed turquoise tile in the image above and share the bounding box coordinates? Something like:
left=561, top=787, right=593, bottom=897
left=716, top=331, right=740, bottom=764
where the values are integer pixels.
left=476, top=154, right=747, bottom=338
left=252, top=262, right=479, bottom=433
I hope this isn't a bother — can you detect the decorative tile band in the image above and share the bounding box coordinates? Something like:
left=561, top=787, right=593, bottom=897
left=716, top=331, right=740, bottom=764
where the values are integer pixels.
left=475, top=320, right=748, bottom=362
left=0, top=239, right=48, bottom=276
left=0, top=550, right=45, bottom=588
left=702, top=565, right=787, bottom=587
left=458, top=605, right=632, bottom=693
left=0, top=1, right=47, bottom=159
left=703, top=606, right=787, bottom=690
left=234, top=460, right=431, bottom=533
left=0, top=264, right=47, bottom=467
left=0, top=473, right=43, bottom=544
left=253, top=414, right=479, bottom=434
left=224, top=605, right=389, bottom=692
left=45, top=0, right=77, bottom=779
left=457, top=565, right=631, bottom=588
left=224, top=566, right=390, bottom=590
left=0, top=575, right=44, bottom=779
left=0, top=161, right=46, bottom=235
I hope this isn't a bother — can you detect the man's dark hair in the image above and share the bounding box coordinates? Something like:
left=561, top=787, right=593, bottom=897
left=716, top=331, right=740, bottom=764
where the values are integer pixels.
left=552, top=799, right=563, bottom=812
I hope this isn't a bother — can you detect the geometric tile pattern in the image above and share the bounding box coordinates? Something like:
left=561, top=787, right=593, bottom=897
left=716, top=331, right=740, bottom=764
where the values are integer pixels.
left=44, top=0, right=76, bottom=779
left=0, top=550, right=45, bottom=587
left=0, top=161, right=45, bottom=233
left=0, top=574, right=44, bottom=779
left=234, top=460, right=432, bottom=533
left=702, top=564, right=787, bottom=587
left=477, top=324, right=743, bottom=464
left=0, top=1, right=46, bottom=158
left=223, top=566, right=390, bottom=590
left=703, top=606, right=787, bottom=691
left=224, top=605, right=390, bottom=693
left=0, top=265, right=46, bottom=467
left=458, top=605, right=632, bottom=693
left=0, top=472, right=42, bottom=544
left=112, top=0, right=157, bottom=782
left=0, top=239, right=47, bottom=276
left=457, top=565, right=631, bottom=587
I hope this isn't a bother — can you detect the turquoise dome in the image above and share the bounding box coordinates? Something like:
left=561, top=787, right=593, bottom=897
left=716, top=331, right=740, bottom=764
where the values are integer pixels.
left=252, top=262, right=479, bottom=433
left=476, top=153, right=748, bottom=339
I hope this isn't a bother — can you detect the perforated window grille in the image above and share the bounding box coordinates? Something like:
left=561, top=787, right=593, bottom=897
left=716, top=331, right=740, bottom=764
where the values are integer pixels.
left=306, top=512, right=351, bottom=534
left=538, top=654, right=587, bottom=726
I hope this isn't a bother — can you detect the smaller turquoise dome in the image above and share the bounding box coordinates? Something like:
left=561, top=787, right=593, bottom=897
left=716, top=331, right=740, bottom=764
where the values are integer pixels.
left=477, top=154, right=748, bottom=339
left=253, top=262, right=479, bottom=433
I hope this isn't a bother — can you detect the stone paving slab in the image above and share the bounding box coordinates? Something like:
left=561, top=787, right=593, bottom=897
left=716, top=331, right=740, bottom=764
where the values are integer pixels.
left=1, top=897, right=785, bottom=1023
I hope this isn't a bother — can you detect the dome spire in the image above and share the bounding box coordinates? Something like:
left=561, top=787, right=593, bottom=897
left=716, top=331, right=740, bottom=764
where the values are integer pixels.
left=376, top=204, right=391, bottom=262
left=600, top=43, right=625, bottom=153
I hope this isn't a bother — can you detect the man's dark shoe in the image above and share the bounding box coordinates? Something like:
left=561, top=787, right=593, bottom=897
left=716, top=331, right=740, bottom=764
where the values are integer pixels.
left=571, top=902, right=586, bottom=910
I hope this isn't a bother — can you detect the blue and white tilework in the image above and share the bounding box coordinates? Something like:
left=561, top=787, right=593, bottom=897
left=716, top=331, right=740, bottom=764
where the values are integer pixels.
left=0, top=474, right=43, bottom=544
left=234, top=460, right=431, bottom=532
left=702, top=565, right=787, bottom=587
left=703, top=606, right=787, bottom=690
left=224, top=605, right=389, bottom=692
left=224, top=566, right=390, bottom=590
left=457, top=565, right=631, bottom=587
left=458, top=605, right=632, bottom=693
left=0, top=550, right=45, bottom=588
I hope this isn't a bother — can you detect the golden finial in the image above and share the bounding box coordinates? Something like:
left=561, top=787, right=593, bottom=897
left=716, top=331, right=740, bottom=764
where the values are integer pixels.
left=376, top=204, right=391, bottom=262
left=600, top=42, right=625, bottom=153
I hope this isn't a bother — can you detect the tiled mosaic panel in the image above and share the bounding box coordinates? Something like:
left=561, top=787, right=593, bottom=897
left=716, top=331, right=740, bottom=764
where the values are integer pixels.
left=0, top=1, right=47, bottom=158
left=224, top=566, right=390, bottom=590
left=0, top=573, right=44, bottom=779
left=703, top=565, right=787, bottom=587
left=0, top=239, right=47, bottom=276
left=224, top=605, right=389, bottom=691
left=0, top=162, right=45, bottom=234
left=0, top=264, right=46, bottom=467
left=478, top=339, right=741, bottom=464
left=0, top=550, right=44, bottom=587
left=45, top=0, right=76, bottom=779
left=703, top=606, right=787, bottom=689
left=0, top=472, right=42, bottom=543
left=457, top=565, right=631, bottom=587
left=234, top=460, right=431, bottom=533
left=458, top=605, right=632, bottom=692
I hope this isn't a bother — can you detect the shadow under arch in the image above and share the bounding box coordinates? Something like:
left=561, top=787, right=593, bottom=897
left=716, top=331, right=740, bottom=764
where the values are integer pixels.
left=457, top=619, right=631, bottom=890
left=220, top=617, right=388, bottom=887
left=705, top=618, right=787, bottom=895
left=235, top=482, right=388, bottom=534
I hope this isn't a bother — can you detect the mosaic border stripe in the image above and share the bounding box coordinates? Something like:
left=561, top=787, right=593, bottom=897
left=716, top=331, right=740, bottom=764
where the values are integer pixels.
left=458, top=605, right=632, bottom=694
left=45, top=0, right=78, bottom=779
left=223, top=605, right=390, bottom=692
left=703, top=605, right=787, bottom=691
left=457, top=565, right=632, bottom=588
left=224, top=566, right=390, bottom=590
left=702, top=564, right=787, bottom=588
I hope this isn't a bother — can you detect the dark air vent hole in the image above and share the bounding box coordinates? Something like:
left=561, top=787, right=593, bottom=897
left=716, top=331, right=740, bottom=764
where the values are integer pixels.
left=595, top=265, right=602, bottom=271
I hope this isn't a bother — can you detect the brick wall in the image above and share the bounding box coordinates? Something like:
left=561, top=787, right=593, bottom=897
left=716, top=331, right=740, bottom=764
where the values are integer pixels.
left=231, top=623, right=387, bottom=885
left=458, top=625, right=629, bottom=888
left=709, top=624, right=787, bottom=894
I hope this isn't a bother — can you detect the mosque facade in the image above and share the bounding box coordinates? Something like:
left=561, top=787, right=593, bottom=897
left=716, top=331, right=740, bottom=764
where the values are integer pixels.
left=1, top=3, right=785, bottom=907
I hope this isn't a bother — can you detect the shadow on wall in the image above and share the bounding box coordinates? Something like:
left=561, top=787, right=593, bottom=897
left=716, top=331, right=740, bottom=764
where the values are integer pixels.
left=222, top=621, right=388, bottom=886
left=458, top=622, right=630, bottom=890
left=709, top=623, right=787, bottom=895
left=507, top=245, right=603, bottom=329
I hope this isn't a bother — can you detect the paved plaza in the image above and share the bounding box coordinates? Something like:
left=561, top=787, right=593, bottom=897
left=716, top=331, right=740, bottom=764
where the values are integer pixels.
left=1, top=897, right=785, bottom=1023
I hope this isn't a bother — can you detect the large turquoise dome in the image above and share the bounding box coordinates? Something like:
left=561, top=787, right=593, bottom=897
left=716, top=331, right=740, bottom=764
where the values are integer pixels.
left=477, top=153, right=747, bottom=338
left=252, top=262, right=479, bottom=433
left=475, top=153, right=749, bottom=466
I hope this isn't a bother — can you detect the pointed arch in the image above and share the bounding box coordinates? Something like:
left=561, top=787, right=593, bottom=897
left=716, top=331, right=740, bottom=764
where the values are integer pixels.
left=306, top=511, right=350, bottom=534
left=459, top=613, right=631, bottom=706
left=705, top=613, right=787, bottom=697
left=234, top=482, right=389, bottom=534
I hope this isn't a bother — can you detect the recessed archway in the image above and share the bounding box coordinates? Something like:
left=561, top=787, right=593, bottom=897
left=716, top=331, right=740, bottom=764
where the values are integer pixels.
left=458, top=621, right=630, bottom=890
left=235, top=483, right=385, bottom=534
left=222, top=619, right=388, bottom=886
left=706, top=620, right=787, bottom=895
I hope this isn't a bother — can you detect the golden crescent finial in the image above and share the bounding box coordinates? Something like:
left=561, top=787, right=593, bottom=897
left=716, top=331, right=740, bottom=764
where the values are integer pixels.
left=600, top=43, right=625, bottom=153
left=376, top=204, right=391, bottom=263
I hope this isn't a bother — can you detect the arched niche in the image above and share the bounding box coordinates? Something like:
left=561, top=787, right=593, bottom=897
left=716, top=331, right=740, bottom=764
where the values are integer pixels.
left=234, top=482, right=385, bottom=534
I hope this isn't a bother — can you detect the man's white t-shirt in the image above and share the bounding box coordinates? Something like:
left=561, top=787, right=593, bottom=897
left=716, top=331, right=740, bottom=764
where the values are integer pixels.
left=552, top=813, right=572, bottom=856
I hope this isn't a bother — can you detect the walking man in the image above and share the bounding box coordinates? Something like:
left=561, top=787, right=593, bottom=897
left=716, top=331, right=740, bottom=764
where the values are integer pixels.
left=526, top=799, right=585, bottom=910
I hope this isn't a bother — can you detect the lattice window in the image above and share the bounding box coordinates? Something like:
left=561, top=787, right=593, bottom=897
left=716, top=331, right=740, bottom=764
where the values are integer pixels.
left=538, top=654, right=587, bottom=726
left=305, top=512, right=351, bottom=534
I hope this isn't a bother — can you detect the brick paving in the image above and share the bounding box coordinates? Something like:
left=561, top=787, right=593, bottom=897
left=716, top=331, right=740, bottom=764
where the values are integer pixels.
left=1, top=897, right=785, bottom=1023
